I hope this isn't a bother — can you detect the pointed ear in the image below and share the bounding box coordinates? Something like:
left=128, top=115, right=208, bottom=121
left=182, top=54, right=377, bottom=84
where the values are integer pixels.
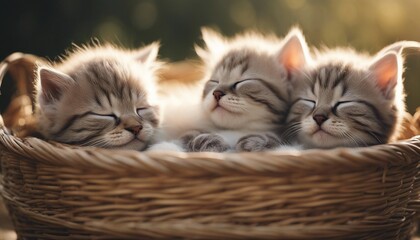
left=194, top=44, right=208, bottom=60
left=378, top=40, right=420, bottom=55
left=200, top=27, right=225, bottom=55
left=278, top=28, right=311, bottom=72
left=369, top=52, right=401, bottom=99
left=134, top=42, right=159, bottom=64
left=38, top=67, right=74, bottom=104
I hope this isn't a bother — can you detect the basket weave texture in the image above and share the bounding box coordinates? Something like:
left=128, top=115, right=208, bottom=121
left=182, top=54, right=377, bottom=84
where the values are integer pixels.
left=0, top=53, right=420, bottom=240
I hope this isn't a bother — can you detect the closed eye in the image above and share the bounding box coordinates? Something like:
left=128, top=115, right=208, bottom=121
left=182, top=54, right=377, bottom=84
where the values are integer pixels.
left=299, top=98, right=316, bottom=107
left=90, top=112, right=117, bottom=118
left=334, top=101, right=353, bottom=107
left=231, top=78, right=263, bottom=90
left=300, top=98, right=316, bottom=104
left=137, top=107, right=149, bottom=115
left=89, top=112, right=119, bottom=124
left=332, top=101, right=354, bottom=114
left=333, top=100, right=372, bottom=118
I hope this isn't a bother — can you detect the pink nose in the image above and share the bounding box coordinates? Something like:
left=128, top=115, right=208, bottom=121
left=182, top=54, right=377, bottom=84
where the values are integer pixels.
left=313, top=114, right=328, bottom=126
left=213, top=90, right=225, bottom=101
left=125, top=125, right=142, bottom=135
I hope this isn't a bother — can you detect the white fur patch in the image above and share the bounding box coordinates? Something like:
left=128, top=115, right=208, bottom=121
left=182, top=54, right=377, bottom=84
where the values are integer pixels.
left=273, top=144, right=303, bottom=151
left=147, top=140, right=185, bottom=152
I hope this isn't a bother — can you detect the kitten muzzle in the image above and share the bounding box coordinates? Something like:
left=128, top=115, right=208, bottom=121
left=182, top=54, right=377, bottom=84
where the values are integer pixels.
left=125, top=125, right=143, bottom=135
left=213, top=90, right=225, bottom=101
left=313, top=114, right=328, bottom=126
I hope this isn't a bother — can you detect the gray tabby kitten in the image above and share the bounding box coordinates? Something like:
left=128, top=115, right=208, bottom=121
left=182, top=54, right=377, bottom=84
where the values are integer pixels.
left=35, top=43, right=161, bottom=150
left=284, top=40, right=419, bottom=148
left=181, top=28, right=311, bottom=152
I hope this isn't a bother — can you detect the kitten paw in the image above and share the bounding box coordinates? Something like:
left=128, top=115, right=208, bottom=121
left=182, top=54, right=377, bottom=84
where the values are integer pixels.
left=188, top=133, right=230, bottom=152
left=180, top=130, right=203, bottom=146
left=236, top=133, right=281, bottom=152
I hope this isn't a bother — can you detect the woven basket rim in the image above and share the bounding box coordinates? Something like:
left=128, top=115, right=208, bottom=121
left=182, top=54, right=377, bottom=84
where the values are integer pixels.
left=1, top=129, right=419, bottom=176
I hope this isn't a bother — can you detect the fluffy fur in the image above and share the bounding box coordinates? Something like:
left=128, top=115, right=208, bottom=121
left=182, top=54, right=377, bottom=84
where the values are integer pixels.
left=162, top=27, right=313, bottom=152
left=35, top=43, right=162, bottom=150
left=284, top=40, right=418, bottom=148
left=150, top=30, right=417, bottom=152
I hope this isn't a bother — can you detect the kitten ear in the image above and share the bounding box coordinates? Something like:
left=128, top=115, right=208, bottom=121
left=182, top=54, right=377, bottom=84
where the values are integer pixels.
left=369, top=52, right=401, bottom=99
left=196, top=27, right=225, bottom=58
left=134, top=42, right=160, bottom=64
left=38, top=67, right=74, bottom=104
left=378, top=40, right=420, bottom=55
left=277, top=28, right=311, bottom=73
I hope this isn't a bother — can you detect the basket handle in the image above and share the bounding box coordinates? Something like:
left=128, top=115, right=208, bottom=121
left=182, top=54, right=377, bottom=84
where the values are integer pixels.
left=0, top=52, right=44, bottom=135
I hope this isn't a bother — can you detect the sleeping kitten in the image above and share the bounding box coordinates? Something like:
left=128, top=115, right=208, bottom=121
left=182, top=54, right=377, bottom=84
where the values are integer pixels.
left=35, top=43, right=161, bottom=150
left=284, top=41, right=419, bottom=148
left=180, top=27, right=312, bottom=152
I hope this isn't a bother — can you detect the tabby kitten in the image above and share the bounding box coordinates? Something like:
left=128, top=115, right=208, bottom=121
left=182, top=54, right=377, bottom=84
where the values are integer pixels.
left=35, top=43, right=161, bottom=150
left=284, top=41, right=417, bottom=148
left=180, top=27, right=312, bottom=152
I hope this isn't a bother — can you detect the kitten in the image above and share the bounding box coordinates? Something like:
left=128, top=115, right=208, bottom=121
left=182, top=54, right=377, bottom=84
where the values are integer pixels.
left=284, top=40, right=420, bottom=148
left=35, top=43, right=161, bottom=150
left=179, top=27, right=312, bottom=152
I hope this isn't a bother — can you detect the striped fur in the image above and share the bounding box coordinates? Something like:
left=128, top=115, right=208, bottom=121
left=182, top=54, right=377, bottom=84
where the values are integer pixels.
left=182, top=28, right=311, bottom=152
left=199, top=31, right=291, bottom=132
left=285, top=45, right=407, bottom=149
left=35, top=43, right=162, bottom=150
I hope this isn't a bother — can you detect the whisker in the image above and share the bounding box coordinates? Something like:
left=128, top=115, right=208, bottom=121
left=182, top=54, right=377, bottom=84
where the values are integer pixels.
left=280, top=123, right=301, bottom=143
left=80, top=137, right=109, bottom=147
left=342, top=132, right=360, bottom=147
left=344, top=131, right=368, bottom=147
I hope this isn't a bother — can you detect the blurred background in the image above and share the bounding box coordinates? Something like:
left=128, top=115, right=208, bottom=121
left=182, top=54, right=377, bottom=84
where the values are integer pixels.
left=0, top=1, right=420, bottom=238
left=0, top=0, right=419, bottom=113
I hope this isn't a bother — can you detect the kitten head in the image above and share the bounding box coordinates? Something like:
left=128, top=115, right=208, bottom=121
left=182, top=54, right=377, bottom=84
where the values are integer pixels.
left=35, top=43, right=161, bottom=150
left=197, top=27, right=311, bottom=131
left=286, top=44, right=407, bottom=148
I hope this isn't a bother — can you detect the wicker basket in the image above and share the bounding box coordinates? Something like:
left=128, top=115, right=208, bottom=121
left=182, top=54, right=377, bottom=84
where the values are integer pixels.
left=0, top=53, right=420, bottom=240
